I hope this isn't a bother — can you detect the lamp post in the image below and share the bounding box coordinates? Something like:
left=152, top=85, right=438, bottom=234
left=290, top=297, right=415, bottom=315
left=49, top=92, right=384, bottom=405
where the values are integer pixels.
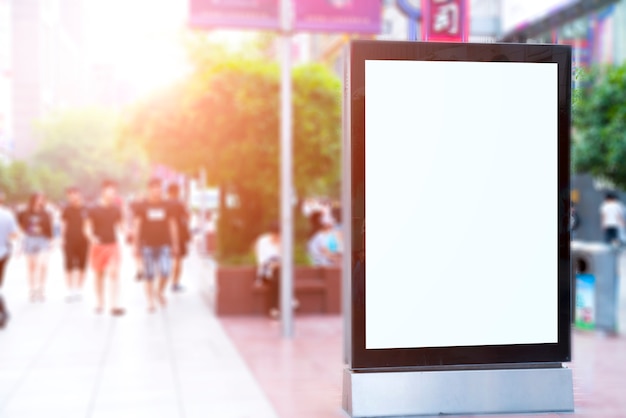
left=279, top=0, right=294, bottom=338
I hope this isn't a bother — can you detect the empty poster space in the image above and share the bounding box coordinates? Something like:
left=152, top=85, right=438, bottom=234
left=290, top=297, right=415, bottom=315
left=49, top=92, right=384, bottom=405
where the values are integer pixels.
left=365, top=60, right=558, bottom=350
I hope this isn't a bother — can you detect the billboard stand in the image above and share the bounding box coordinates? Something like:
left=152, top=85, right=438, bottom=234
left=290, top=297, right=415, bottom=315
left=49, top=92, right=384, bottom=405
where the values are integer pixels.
left=343, top=366, right=573, bottom=417
left=343, top=40, right=574, bottom=418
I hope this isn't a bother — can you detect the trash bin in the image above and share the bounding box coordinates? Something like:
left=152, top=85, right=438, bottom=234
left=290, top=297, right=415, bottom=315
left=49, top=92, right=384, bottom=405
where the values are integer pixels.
left=571, top=241, right=620, bottom=334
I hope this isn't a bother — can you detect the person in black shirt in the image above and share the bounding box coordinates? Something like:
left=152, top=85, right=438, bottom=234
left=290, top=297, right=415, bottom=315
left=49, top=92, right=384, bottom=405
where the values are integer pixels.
left=61, top=187, right=89, bottom=302
left=133, top=178, right=179, bottom=312
left=85, top=180, right=124, bottom=316
left=167, top=183, right=190, bottom=292
left=128, top=195, right=145, bottom=281
left=17, top=193, right=53, bottom=302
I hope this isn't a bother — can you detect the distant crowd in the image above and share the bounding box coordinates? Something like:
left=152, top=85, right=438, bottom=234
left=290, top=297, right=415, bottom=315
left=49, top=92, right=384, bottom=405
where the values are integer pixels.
left=0, top=178, right=191, bottom=330
left=0, top=180, right=346, bottom=325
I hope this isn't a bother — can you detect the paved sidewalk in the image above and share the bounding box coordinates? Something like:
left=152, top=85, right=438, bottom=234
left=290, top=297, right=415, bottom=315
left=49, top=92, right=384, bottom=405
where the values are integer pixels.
left=222, top=317, right=345, bottom=418
left=0, top=247, right=277, bottom=418
left=1, top=244, right=625, bottom=417
left=220, top=249, right=626, bottom=418
left=222, top=318, right=626, bottom=418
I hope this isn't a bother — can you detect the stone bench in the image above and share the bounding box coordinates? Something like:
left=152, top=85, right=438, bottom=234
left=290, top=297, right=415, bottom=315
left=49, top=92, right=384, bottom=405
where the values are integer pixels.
left=213, top=266, right=341, bottom=316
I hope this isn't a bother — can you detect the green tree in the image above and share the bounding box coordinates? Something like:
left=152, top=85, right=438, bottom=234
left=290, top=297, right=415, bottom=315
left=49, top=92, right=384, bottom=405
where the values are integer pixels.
left=0, top=161, right=41, bottom=204
left=121, top=55, right=342, bottom=259
left=33, top=107, right=148, bottom=201
left=573, top=64, right=626, bottom=189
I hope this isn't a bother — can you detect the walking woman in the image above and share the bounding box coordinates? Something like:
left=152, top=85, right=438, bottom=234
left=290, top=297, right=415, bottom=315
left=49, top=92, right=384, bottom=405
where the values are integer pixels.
left=18, top=193, right=53, bottom=302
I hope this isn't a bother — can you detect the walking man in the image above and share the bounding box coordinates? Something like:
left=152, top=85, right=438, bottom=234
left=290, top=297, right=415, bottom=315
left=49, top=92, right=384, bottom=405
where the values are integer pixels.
left=85, top=180, right=125, bottom=316
left=61, top=187, right=90, bottom=302
left=133, top=178, right=179, bottom=312
left=167, top=183, right=190, bottom=292
left=0, top=192, right=19, bottom=329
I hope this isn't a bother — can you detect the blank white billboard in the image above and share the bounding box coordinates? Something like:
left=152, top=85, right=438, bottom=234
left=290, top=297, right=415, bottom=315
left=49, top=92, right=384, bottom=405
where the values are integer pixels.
left=365, top=60, right=558, bottom=350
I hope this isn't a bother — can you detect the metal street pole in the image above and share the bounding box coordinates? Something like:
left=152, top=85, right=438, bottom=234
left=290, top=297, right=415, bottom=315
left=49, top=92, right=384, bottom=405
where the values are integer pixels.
left=199, top=167, right=207, bottom=255
left=279, top=0, right=294, bottom=338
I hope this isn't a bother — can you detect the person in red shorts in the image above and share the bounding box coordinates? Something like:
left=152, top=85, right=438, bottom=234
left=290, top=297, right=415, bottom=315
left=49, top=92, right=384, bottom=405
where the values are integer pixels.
left=85, top=180, right=125, bottom=316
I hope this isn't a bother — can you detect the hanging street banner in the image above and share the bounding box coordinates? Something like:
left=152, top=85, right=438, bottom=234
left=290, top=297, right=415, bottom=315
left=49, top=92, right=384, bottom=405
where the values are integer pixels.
left=294, top=0, right=381, bottom=34
left=188, top=0, right=280, bottom=30
left=188, top=0, right=382, bottom=34
left=421, top=0, right=470, bottom=42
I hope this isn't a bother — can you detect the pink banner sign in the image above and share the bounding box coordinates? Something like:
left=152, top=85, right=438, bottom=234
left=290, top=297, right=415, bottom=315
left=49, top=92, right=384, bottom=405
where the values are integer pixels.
left=189, top=0, right=280, bottom=30
left=294, top=0, right=381, bottom=34
left=421, top=0, right=469, bottom=42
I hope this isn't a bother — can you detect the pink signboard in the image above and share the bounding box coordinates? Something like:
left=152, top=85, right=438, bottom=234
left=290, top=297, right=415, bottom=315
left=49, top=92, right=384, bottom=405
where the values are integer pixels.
left=189, top=0, right=280, bottom=30
left=294, top=0, right=381, bottom=34
left=421, top=0, right=469, bottom=42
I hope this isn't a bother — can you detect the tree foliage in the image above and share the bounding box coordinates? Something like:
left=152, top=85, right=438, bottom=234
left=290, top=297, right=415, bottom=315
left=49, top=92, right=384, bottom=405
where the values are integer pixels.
left=121, top=47, right=342, bottom=258
left=573, top=64, right=626, bottom=189
left=0, top=161, right=41, bottom=204
left=32, top=107, right=148, bottom=201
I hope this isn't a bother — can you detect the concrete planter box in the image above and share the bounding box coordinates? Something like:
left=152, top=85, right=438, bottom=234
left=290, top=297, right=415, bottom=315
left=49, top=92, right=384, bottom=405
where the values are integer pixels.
left=212, top=265, right=341, bottom=316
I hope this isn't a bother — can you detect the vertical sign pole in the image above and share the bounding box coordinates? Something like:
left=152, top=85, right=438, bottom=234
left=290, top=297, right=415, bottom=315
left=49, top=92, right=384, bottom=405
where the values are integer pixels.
left=280, top=0, right=294, bottom=338
left=199, top=167, right=207, bottom=255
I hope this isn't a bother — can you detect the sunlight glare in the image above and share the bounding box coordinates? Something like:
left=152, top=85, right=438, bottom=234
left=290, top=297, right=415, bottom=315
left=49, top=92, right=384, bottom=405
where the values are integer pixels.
left=85, top=0, right=191, bottom=96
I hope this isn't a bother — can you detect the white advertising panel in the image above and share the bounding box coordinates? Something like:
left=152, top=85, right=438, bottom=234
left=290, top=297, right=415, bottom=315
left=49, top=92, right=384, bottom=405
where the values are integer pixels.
left=365, top=60, right=558, bottom=350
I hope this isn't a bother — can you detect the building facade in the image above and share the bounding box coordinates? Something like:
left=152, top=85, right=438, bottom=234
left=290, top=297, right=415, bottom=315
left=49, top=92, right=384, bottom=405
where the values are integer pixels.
left=0, top=0, right=12, bottom=162
left=306, top=0, right=502, bottom=76
left=501, top=0, right=626, bottom=67
left=10, top=0, right=89, bottom=158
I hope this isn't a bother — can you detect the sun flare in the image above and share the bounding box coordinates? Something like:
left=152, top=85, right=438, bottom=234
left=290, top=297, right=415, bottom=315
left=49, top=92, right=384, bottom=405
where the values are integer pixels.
left=85, top=0, right=191, bottom=96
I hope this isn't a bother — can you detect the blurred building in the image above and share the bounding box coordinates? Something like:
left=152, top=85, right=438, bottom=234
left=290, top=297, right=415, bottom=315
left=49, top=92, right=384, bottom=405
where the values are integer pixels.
left=89, top=63, right=137, bottom=109
left=0, top=0, right=11, bottom=162
left=297, top=0, right=625, bottom=74
left=500, top=0, right=626, bottom=67
left=303, top=0, right=502, bottom=75
left=10, top=0, right=90, bottom=158
left=379, top=0, right=501, bottom=42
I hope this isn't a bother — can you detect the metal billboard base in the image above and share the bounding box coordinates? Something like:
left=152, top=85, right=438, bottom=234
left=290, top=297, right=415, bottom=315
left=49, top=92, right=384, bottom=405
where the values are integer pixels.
left=342, top=365, right=574, bottom=417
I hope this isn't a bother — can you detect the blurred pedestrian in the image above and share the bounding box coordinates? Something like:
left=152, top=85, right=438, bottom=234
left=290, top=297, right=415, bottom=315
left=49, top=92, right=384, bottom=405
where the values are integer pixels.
left=254, top=222, right=281, bottom=318
left=307, top=211, right=342, bottom=267
left=133, top=178, right=179, bottom=312
left=167, top=183, right=190, bottom=292
left=18, top=193, right=53, bottom=302
left=61, top=187, right=90, bottom=302
left=600, top=192, right=625, bottom=245
left=570, top=203, right=580, bottom=240
left=85, top=180, right=124, bottom=316
left=0, top=191, right=19, bottom=329
left=128, top=194, right=145, bottom=281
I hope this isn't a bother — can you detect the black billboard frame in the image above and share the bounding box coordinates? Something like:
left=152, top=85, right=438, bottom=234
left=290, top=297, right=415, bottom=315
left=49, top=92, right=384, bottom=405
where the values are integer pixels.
left=347, top=40, right=572, bottom=371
